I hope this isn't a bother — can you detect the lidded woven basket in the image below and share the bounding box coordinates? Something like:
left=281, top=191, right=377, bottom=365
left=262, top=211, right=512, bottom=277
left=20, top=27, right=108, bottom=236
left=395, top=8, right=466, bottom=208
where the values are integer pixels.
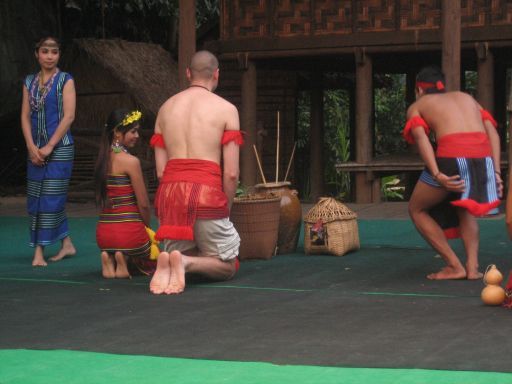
left=304, top=197, right=360, bottom=256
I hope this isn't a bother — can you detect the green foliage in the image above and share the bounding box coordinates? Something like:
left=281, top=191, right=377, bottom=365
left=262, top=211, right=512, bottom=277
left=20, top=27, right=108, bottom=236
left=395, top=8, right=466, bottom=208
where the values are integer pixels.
left=63, top=0, right=219, bottom=46
left=296, top=87, right=352, bottom=201
left=296, top=73, right=409, bottom=202
left=235, top=182, right=248, bottom=197
left=323, top=89, right=351, bottom=200
left=381, top=175, right=405, bottom=201
left=374, top=74, right=408, bottom=155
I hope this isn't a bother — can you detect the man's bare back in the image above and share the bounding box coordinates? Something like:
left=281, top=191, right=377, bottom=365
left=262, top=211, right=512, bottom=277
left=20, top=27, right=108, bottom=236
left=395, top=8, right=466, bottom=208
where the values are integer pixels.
left=156, top=83, right=239, bottom=165
left=408, top=91, right=485, bottom=138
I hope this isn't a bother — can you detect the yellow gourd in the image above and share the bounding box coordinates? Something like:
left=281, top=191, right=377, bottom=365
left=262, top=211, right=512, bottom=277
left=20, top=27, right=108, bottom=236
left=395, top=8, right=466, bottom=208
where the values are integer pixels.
left=483, top=264, right=503, bottom=285
left=481, top=284, right=506, bottom=306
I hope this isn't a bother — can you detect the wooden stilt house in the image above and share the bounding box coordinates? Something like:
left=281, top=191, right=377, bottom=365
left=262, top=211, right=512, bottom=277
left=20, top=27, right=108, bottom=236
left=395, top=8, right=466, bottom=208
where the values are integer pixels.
left=186, top=1, right=512, bottom=203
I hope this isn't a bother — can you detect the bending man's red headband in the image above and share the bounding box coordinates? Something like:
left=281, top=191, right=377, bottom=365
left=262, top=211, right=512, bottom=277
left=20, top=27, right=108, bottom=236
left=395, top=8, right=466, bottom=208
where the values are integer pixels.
left=416, top=81, right=445, bottom=91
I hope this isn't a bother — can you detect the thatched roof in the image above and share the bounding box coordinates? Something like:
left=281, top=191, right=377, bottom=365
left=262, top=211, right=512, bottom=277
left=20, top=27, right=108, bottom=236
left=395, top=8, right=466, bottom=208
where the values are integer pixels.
left=71, top=38, right=179, bottom=117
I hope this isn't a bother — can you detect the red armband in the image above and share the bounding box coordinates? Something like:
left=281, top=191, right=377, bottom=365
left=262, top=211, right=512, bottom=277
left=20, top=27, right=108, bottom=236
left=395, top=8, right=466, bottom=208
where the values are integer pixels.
left=480, top=109, right=497, bottom=129
left=222, top=130, right=245, bottom=146
left=403, top=116, right=430, bottom=145
left=150, top=133, right=165, bottom=149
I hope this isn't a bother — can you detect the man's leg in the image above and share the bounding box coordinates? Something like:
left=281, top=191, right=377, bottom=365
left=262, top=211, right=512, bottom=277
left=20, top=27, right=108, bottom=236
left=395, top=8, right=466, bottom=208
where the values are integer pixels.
left=408, top=181, right=466, bottom=279
left=456, top=207, right=482, bottom=279
left=165, top=251, right=237, bottom=295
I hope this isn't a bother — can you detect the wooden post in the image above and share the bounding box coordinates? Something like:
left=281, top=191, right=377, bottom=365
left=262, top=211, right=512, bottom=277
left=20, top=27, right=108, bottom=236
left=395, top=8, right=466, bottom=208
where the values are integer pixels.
left=476, top=42, right=494, bottom=113
left=355, top=48, right=374, bottom=203
left=240, top=58, right=258, bottom=186
left=405, top=69, right=416, bottom=107
left=310, top=71, right=324, bottom=202
left=442, top=0, right=461, bottom=91
left=178, top=0, right=196, bottom=91
left=508, top=69, right=512, bottom=169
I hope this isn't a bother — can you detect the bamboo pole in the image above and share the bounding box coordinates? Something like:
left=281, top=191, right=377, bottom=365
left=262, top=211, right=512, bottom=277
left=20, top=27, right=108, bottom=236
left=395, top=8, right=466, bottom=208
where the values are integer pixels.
left=275, top=110, right=280, bottom=183
left=284, top=142, right=297, bottom=182
left=253, top=145, right=267, bottom=184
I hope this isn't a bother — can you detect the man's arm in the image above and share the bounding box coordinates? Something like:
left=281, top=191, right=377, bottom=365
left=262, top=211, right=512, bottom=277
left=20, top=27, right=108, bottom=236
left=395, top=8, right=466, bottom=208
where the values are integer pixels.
left=408, top=111, right=464, bottom=193
left=478, top=102, right=503, bottom=197
left=223, top=142, right=240, bottom=210
left=483, top=120, right=502, bottom=197
left=222, top=105, right=241, bottom=210
left=154, top=114, right=168, bottom=180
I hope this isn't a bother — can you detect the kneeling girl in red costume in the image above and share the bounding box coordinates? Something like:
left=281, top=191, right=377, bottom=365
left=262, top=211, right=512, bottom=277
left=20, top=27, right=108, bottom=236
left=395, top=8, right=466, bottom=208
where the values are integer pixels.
left=94, top=109, right=156, bottom=278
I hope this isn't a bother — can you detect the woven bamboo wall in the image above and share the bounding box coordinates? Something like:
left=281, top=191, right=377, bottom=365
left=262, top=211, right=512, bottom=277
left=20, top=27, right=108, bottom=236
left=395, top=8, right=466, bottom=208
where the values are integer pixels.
left=221, top=0, right=512, bottom=39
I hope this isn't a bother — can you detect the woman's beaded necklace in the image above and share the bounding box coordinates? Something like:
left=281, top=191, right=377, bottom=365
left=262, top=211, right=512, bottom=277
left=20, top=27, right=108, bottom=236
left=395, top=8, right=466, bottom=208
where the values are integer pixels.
left=111, top=141, right=128, bottom=153
left=29, top=69, right=60, bottom=112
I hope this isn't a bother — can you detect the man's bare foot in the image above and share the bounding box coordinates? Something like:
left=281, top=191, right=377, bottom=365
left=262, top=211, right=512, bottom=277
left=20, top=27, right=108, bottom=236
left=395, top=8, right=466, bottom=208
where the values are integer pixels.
left=164, top=251, right=186, bottom=295
left=114, top=251, right=130, bottom=279
left=427, top=266, right=467, bottom=280
left=150, top=252, right=171, bottom=294
left=101, top=252, right=115, bottom=278
left=49, top=241, right=76, bottom=262
left=466, top=267, right=483, bottom=280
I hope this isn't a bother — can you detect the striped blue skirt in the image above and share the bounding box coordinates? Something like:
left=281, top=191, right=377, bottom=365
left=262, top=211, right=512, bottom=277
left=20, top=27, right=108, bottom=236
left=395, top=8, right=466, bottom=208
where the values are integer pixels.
left=27, top=145, right=74, bottom=247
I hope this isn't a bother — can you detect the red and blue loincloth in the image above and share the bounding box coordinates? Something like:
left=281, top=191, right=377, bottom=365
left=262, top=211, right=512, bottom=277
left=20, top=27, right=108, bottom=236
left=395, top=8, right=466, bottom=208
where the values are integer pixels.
left=419, top=132, right=500, bottom=237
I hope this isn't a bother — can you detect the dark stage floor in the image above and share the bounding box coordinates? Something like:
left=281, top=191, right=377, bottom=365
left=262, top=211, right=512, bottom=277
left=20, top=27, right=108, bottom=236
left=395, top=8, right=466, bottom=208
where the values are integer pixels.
left=1, top=214, right=511, bottom=383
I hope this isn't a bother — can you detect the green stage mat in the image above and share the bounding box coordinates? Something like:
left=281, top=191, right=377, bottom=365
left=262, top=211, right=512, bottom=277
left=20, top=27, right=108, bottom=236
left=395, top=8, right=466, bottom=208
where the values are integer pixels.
left=2, top=349, right=512, bottom=384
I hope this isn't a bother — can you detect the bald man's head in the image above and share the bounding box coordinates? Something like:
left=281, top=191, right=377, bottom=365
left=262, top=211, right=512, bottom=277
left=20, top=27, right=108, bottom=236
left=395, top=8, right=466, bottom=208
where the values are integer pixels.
left=188, top=51, right=219, bottom=80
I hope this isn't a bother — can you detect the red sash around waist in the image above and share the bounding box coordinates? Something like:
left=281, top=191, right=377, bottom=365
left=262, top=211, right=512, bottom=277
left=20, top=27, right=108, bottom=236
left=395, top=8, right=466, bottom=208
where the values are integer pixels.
left=436, top=132, right=492, bottom=158
left=155, top=159, right=229, bottom=241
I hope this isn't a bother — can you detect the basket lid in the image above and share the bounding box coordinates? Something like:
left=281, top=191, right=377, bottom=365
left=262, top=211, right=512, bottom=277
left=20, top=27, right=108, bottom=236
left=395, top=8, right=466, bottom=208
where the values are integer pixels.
left=304, top=197, right=357, bottom=223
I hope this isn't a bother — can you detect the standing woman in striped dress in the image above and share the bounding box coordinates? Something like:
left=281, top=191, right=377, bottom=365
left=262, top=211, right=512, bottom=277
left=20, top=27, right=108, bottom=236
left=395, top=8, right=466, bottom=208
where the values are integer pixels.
left=20, top=36, right=76, bottom=266
left=94, top=109, right=155, bottom=278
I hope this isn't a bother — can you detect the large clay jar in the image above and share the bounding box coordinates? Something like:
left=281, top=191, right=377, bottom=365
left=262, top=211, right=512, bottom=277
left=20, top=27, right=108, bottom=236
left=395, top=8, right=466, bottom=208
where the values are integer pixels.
left=255, top=181, right=302, bottom=254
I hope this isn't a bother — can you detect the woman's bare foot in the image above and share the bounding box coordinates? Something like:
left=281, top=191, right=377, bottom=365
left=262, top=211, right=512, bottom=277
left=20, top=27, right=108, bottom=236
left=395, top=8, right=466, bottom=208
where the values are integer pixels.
left=32, top=246, right=47, bottom=267
left=427, top=266, right=467, bottom=280
left=101, top=252, right=115, bottom=278
left=150, top=252, right=171, bottom=294
left=49, top=237, right=76, bottom=262
left=114, top=251, right=131, bottom=278
left=164, top=251, right=186, bottom=295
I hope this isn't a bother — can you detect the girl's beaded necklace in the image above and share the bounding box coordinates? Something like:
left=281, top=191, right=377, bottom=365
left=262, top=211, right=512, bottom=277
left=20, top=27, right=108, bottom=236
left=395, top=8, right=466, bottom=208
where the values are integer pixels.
left=29, top=69, right=60, bottom=112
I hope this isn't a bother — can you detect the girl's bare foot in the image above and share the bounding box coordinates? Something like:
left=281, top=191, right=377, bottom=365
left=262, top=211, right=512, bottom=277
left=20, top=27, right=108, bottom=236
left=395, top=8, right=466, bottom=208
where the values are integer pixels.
left=101, top=252, right=115, bottom=278
left=49, top=237, right=76, bottom=262
left=427, top=266, right=467, bottom=280
left=164, top=251, right=186, bottom=295
left=150, top=252, right=171, bottom=294
left=114, top=251, right=130, bottom=278
left=32, top=246, right=47, bottom=267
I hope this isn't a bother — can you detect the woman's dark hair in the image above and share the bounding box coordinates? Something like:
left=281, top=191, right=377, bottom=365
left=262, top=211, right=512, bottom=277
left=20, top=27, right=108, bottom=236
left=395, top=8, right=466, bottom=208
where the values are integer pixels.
left=416, top=66, right=446, bottom=94
left=34, top=36, right=61, bottom=52
left=94, top=108, right=140, bottom=208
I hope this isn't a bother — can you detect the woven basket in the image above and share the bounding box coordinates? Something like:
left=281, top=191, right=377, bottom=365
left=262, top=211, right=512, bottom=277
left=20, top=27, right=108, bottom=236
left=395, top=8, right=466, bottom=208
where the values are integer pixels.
left=304, top=197, right=360, bottom=256
left=230, top=194, right=281, bottom=260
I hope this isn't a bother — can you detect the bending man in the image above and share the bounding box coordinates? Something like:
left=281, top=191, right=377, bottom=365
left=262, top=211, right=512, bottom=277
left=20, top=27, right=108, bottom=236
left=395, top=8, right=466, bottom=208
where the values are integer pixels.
left=149, top=50, right=243, bottom=294
left=405, top=66, right=502, bottom=280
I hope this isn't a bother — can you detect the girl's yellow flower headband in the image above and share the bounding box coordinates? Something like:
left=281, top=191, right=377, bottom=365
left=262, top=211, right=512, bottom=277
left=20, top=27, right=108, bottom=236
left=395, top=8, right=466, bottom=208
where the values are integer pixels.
left=114, top=110, right=142, bottom=130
